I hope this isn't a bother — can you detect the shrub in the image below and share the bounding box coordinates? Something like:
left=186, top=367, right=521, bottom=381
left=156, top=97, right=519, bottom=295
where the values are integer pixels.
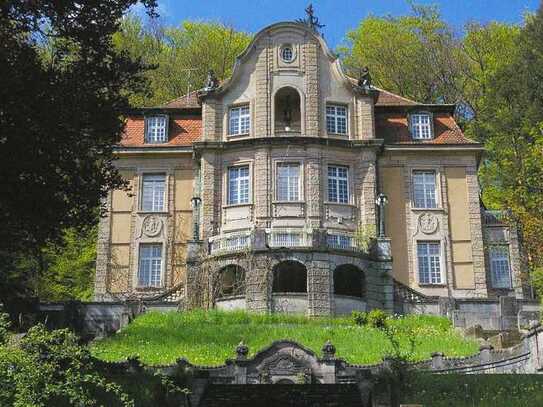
left=352, top=311, right=368, bottom=326
left=367, top=309, right=389, bottom=329
left=0, top=313, right=9, bottom=345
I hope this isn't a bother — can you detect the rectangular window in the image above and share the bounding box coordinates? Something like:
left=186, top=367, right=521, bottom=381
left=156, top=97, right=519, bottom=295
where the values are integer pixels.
left=417, top=242, right=442, bottom=284
left=141, top=174, right=166, bottom=212
left=276, top=163, right=300, bottom=201
left=326, top=104, right=348, bottom=135
left=138, top=243, right=162, bottom=287
left=228, top=165, right=250, bottom=205
left=328, top=165, right=349, bottom=203
left=145, top=116, right=168, bottom=143
left=411, top=113, right=432, bottom=139
left=228, top=105, right=250, bottom=136
left=490, top=246, right=512, bottom=289
left=413, top=170, right=437, bottom=208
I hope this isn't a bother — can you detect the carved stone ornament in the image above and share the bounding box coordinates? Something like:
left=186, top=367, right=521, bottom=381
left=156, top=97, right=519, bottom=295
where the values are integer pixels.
left=419, top=213, right=439, bottom=234
left=142, top=215, right=163, bottom=237
left=236, top=341, right=249, bottom=360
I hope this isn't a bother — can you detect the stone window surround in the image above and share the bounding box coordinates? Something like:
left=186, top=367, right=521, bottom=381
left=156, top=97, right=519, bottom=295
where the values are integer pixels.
left=325, top=100, right=351, bottom=138
left=222, top=159, right=255, bottom=208
left=279, top=43, right=296, bottom=63
left=408, top=166, right=444, bottom=211
left=224, top=101, right=254, bottom=140
left=133, top=240, right=166, bottom=290
left=414, top=239, right=447, bottom=286
left=272, top=157, right=305, bottom=203
left=488, top=244, right=513, bottom=290
left=136, top=169, right=173, bottom=214
left=408, top=110, right=435, bottom=140
left=323, top=159, right=356, bottom=207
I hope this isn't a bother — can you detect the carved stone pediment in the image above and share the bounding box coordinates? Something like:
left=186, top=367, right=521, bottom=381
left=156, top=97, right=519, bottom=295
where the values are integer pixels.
left=261, top=353, right=304, bottom=375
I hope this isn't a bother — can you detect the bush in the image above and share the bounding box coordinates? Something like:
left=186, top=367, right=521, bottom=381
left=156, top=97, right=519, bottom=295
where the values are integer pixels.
left=352, top=311, right=368, bottom=326
left=367, top=309, right=389, bottom=329
left=0, top=313, right=9, bottom=345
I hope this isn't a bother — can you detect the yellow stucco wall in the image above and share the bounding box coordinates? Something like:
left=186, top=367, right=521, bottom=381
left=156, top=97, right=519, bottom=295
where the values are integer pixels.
left=446, top=167, right=475, bottom=289
left=381, top=167, right=409, bottom=285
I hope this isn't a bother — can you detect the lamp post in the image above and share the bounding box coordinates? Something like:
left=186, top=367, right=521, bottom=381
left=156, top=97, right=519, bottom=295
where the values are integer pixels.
left=190, top=196, right=202, bottom=241
left=375, top=193, right=388, bottom=238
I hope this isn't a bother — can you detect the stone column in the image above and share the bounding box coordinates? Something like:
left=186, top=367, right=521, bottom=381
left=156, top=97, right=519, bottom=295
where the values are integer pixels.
left=368, top=239, right=393, bottom=312
left=185, top=239, right=204, bottom=310
left=245, top=253, right=270, bottom=313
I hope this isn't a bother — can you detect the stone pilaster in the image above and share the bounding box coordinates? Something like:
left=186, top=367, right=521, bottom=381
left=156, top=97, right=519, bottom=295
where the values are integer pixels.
left=245, top=264, right=270, bottom=313
left=94, top=194, right=112, bottom=301
left=254, top=147, right=270, bottom=226
left=356, top=96, right=375, bottom=140
left=200, top=152, right=221, bottom=240
left=202, top=99, right=223, bottom=141
left=307, top=259, right=332, bottom=316
left=254, top=39, right=271, bottom=137
left=303, top=41, right=319, bottom=136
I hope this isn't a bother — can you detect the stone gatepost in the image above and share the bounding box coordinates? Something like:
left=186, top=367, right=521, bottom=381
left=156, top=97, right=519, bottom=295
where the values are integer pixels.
left=320, top=341, right=337, bottom=383
left=524, top=322, right=543, bottom=373
left=185, top=239, right=204, bottom=309
left=368, top=238, right=394, bottom=313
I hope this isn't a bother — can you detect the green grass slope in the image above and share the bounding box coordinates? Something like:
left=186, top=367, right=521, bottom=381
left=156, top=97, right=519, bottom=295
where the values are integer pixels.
left=90, top=310, right=478, bottom=366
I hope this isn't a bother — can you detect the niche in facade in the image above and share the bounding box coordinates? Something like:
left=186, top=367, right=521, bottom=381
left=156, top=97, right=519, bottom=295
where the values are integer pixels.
left=272, top=260, right=307, bottom=293
left=333, top=264, right=366, bottom=298
left=274, top=87, right=301, bottom=135
left=217, top=265, right=246, bottom=298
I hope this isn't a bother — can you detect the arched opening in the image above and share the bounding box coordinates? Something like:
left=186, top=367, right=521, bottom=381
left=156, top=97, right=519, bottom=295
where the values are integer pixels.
left=272, top=260, right=307, bottom=293
left=217, top=265, right=246, bottom=298
left=274, top=87, right=301, bottom=135
left=333, top=264, right=365, bottom=298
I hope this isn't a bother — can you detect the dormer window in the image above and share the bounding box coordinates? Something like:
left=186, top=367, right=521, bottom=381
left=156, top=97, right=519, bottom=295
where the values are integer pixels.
left=228, top=105, right=250, bottom=136
left=145, top=115, right=168, bottom=143
left=410, top=113, right=433, bottom=140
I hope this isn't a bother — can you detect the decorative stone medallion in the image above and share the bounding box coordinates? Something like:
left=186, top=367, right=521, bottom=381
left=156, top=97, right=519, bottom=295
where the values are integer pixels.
left=142, top=215, right=163, bottom=237
left=419, top=213, right=439, bottom=234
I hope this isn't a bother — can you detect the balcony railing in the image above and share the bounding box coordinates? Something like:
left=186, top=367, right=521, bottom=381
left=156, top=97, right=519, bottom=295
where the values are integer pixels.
left=209, top=232, right=251, bottom=254
left=266, top=229, right=313, bottom=248
left=327, top=233, right=357, bottom=251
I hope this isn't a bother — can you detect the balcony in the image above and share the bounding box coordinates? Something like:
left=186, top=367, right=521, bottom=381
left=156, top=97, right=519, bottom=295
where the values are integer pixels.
left=483, top=210, right=506, bottom=226
left=208, top=228, right=362, bottom=255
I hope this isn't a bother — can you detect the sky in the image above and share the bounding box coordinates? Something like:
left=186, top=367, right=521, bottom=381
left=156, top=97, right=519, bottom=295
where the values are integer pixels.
left=139, top=0, right=541, bottom=48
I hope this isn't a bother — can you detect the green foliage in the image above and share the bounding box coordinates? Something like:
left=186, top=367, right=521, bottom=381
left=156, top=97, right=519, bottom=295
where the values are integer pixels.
left=38, top=227, right=97, bottom=301
left=402, top=373, right=543, bottom=407
left=0, top=324, right=133, bottom=406
left=0, top=1, right=157, bottom=303
left=114, top=16, right=252, bottom=107
left=0, top=313, right=10, bottom=346
left=367, top=309, right=390, bottom=329
left=352, top=311, right=368, bottom=326
left=90, top=310, right=477, bottom=366
left=353, top=223, right=376, bottom=253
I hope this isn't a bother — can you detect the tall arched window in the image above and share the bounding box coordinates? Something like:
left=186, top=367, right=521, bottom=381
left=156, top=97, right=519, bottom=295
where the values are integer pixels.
left=274, top=87, right=301, bottom=135
left=272, top=260, right=307, bottom=293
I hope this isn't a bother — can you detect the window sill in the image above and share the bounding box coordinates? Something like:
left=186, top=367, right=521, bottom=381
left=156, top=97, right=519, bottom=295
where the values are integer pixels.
left=411, top=207, right=444, bottom=212
left=327, top=133, right=349, bottom=137
left=324, top=201, right=355, bottom=207
left=134, top=286, right=163, bottom=291
left=137, top=211, right=169, bottom=215
left=272, top=200, right=305, bottom=204
left=227, top=133, right=250, bottom=139
left=417, top=283, right=446, bottom=288
left=222, top=203, right=253, bottom=209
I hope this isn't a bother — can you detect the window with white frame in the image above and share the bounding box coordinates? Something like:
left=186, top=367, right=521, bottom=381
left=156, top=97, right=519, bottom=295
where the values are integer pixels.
left=328, top=165, right=349, bottom=203
left=228, top=165, right=250, bottom=205
left=410, top=113, right=432, bottom=139
left=326, top=104, right=348, bottom=135
left=228, top=105, right=250, bottom=136
left=141, top=174, right=166, bottom=212
left=413, top=170, right=437, bottom=208
left=417, top=241, right=442, bottom=284
left=138, top=243, right=162, bottom=287
left=490, top=245, right=512, bottom=289
left=276, top=163, right=301, bottom=201
left=145, top=115, right=168, bottom=143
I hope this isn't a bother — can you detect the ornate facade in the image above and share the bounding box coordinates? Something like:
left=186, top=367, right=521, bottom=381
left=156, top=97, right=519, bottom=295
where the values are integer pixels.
left=94, top=20, right=525, bottom=314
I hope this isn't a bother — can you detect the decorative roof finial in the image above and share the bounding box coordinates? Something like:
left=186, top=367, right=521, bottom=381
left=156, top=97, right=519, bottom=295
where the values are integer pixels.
left=296, top=4, right=325, bottom=34
left=204, top=69, right=219, bottom=92
left=358, top=66, right=372, bottom=88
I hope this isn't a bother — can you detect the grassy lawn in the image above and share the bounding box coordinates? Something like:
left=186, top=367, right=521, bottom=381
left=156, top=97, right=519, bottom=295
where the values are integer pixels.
left=90, top=310, right=478, bottom=366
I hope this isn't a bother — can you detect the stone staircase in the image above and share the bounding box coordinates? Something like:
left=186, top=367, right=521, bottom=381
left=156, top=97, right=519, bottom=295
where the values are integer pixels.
left=199, top=384, right=365, bottom=407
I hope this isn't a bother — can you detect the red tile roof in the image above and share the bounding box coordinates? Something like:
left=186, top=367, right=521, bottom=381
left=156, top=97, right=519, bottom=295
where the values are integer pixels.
left=120, top=115, right=201, bottom=147
left=374, top=88, right=420, bottom=107
left=376, top=112, right=477, bottom=145
left=159, top=91, right=201, bottom=109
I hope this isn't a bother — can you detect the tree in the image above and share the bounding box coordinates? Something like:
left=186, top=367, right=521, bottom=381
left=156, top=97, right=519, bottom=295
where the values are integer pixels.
left=340, top=3, right=464, bottom=105
left=114, top=16, right=252, bottom=107
left=0, top=1, right=157, bottom=302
